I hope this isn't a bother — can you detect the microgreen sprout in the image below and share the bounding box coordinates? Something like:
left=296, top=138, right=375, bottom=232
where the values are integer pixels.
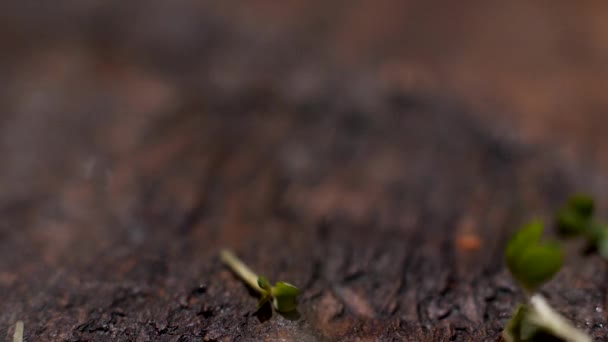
left=220, top=249, right=300, bottom=313
left=505, top=220, right=563, bottom=293
left=556, top=194, right=608, bottom=260
left=556, top=194, right=596, bottom=237
left=504, top=295, right=591, bottom=342
left=503, top=220, right=591, bottom=342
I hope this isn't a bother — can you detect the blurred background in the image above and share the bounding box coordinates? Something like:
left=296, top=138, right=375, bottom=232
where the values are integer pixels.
left=3, top=1, right=608, bottom=179
left=2, top=1, right=608, bottom=340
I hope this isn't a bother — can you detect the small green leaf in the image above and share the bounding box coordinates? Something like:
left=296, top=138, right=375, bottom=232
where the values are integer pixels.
left=270, top=282, right=300, bottom=312
left=272, top=282, right=300, bottom=297
left=556, top=194, right=595, bottom=237
left=568, top=194, right=594, bottom=218
left=556, top=208, right=588, bottom=236
left=272, top=295, right=298, bottom=313
left=257, top=276, right=272, bottom=292
left=511, top=243, right=564, bottom=292
left=506, top=221, right=564, bottom=292
left=506, top=220, right=544, bottom=272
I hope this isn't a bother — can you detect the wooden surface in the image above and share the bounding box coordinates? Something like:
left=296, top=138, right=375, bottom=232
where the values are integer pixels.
left=2, top=2, right=608, bottom=341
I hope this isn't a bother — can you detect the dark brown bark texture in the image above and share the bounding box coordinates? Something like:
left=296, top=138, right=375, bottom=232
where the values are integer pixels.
left=1, top=2, right=608, bottom=341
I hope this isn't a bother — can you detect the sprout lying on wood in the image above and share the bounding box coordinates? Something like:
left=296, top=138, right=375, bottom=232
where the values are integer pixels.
left=503, top=221, right=590, bottom=342
left=220, top=249, right=300, bottom=313
left=504, top=295, right=591, bottom=342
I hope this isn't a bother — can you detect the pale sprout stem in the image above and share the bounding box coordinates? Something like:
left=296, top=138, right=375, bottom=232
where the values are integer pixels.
left=220, top=249, right=264, bottom=293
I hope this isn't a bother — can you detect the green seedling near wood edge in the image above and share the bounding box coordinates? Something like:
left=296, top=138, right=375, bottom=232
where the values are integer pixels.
left=503, top=295, right=591, bottom=342
left=503, top=220, right=591, bottom=342
left=556, top=209, right=588, bottom=236
left=556, top=194, right=608, bottom=262
left=566, top=194, right=595, bottom=218
left=505, top=220, right=563, bottom=293
left=220, top=249, right=300, bottom=313
left=556, top=194, right=595, bottom=237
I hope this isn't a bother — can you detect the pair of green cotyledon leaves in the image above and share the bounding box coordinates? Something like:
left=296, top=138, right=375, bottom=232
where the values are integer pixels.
left=503, top=195, right=603, bottom=342
left=506, top=220, right=563, bottom=292
left=220, top=249, right=300, bottom=313
left=256, top=276, right=300, bottom=313
left=556, top=194, right=608, bottom=259
left=507, top=194, right=608, bottom=292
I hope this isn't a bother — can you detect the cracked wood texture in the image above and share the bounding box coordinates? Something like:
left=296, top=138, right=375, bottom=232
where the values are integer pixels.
left=2, top=1, right=608, bottom=341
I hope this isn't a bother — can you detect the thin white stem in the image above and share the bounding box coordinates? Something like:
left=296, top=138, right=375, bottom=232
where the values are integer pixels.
left=220, top=249, right=264, bottom=293
left=13, top=321, right=23, bottom=342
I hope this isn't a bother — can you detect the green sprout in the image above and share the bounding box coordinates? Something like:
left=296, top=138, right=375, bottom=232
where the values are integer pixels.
left=505, top=220, right=563, bottom=293
left=503, top=295, right=591, bottom=342
left=556, top=194, right=595, bottom=237
left=556, top=194, right=608, bottom=260
left=220, top=249, right=300, bottom=313
left=503, top=220, right=591, bottom=342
